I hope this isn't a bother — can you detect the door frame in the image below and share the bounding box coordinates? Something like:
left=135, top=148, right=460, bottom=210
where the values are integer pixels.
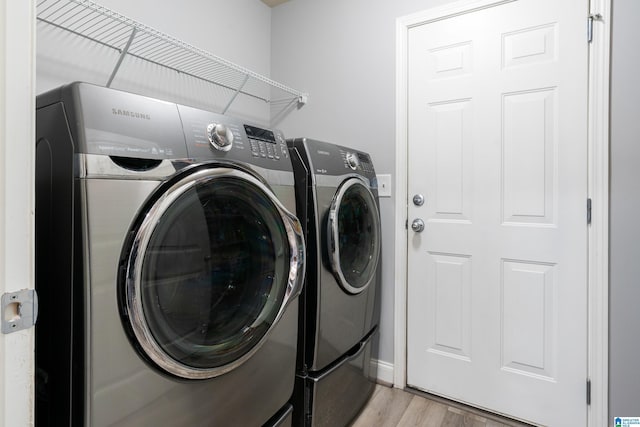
left=393, top=0, right=611, bottom=425
left=0, top=0, right=37, bottom=426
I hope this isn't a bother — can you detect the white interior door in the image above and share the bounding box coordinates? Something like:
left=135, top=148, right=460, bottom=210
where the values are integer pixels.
left=406, top=0, right=589, bottom=425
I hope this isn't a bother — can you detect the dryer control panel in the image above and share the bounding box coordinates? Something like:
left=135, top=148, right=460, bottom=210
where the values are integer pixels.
left=288, top=138, right=377, bottom=182
left=341, top=150, right=375, bottom=175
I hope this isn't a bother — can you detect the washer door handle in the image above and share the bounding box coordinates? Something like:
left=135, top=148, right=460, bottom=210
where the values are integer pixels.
left=279, top=208, right=306, bottom=305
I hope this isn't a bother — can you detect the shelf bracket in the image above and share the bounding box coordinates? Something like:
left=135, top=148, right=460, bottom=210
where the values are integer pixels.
left=222, top=74, right=250, bottom=115
left=106, top=27, right=137, bottom=88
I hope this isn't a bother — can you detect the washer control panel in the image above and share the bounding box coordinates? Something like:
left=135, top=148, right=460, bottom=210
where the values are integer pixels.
left=245, top=124, right=289, bottom=161
left=178, top=104, right=291, bottom=172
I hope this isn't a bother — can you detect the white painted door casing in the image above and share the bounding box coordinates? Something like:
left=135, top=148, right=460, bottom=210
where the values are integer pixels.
left=0, top=1, right=37, bottom=426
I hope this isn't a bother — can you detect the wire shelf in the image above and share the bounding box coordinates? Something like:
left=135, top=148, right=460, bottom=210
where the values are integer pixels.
left=36, top=0, right=308, bottom=115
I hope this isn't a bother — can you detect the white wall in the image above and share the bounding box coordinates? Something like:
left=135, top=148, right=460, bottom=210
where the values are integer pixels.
left=609, top=0, right=640, bottom=418
left=37, top=0, right=273, bottom=123
left=0, top=1, right=36, bottom=426
left=271, top=0, right=456, bottom=367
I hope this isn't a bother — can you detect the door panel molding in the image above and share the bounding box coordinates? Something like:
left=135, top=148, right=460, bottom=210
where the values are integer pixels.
left=394, top=1, right=610, bottom=425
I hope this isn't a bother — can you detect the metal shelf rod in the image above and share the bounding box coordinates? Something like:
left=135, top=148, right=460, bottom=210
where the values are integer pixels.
left=106, top=27, right=136, bottom=87
left=36, top=0, right=309, bottom=110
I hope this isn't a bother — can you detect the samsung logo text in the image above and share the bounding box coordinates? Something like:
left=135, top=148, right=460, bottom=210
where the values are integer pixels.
left=112, top=108, right=151, bottom=120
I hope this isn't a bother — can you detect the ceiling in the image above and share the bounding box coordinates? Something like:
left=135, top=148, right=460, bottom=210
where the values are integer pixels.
left=260, top=0, right=291, bottom=7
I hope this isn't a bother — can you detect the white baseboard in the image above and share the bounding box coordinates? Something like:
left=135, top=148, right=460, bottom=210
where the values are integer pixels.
left=371, top=359, right=394, bottom=386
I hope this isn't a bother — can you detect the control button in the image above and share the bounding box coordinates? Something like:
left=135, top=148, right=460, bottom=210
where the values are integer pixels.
left=266, top=144, right=275, bottom=159
left=249, top=139, right=259, bottom=154
left=207, top=123, right=234, bottom=152
left=250, top=143, right=259, bottom=156
left=258, top=141, right=267, bottom=158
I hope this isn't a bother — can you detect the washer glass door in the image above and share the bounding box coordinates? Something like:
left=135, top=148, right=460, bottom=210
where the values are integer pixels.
left=328, top=177, right=381, bottom=294
left=120, top=165, right=304, bottom=379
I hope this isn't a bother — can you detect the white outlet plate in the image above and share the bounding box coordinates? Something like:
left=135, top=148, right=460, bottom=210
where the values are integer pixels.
left=377, top=174, right=392, bottom=197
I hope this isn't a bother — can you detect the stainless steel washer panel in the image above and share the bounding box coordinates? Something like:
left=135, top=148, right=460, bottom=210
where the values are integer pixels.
left=37, top=82, right=189, bottom=159
left=83, top=166, right=301, bottom=427
left=35, top=83, right=303, bottom=427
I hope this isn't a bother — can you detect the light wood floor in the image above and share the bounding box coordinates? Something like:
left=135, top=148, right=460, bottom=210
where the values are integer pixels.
left=349, top=385, right=534, bottom=427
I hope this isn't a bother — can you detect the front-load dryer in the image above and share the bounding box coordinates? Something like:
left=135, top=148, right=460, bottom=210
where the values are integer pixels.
left=287, top=138, right=381, bottom=427
left=35, top=82, right=304, bottom=426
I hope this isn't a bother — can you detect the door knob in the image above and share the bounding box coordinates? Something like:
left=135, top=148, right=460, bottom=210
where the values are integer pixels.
left=412, top=194, right=425, bottom=206
left=411, top=218, right=425, bottom=233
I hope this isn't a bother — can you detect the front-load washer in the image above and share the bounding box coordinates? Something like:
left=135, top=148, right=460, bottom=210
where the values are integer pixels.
left=287, top=138, right=381, bottom=427
left=35, top=82, right=304, bottom=426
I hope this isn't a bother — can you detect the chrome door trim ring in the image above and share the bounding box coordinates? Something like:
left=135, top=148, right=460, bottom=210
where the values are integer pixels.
left=122, top=166, right=305, bottom=379
left=328, top=176, right=381, bottom=295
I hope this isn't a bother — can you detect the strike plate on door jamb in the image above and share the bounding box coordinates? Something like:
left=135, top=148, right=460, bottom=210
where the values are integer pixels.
left=1, top=289, right=38, bottom=334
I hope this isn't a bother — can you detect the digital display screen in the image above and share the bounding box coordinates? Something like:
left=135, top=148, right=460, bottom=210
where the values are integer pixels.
left=357, top=153, right=371, bottom=163
left=244, top=125, right=276, bottom=143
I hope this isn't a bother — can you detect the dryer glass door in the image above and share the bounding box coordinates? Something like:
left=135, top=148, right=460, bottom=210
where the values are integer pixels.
left=120, top=166, right=304, bottom=379
left=328, top=177, right=381, bottom=294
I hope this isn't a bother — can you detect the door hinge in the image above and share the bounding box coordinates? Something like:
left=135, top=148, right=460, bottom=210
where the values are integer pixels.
left=587, top=198, right=592, bottom=225
left=1, top=289, right=38, bottom=334
left=588, top=13, right=603, bottom=43
left=586, top=379, right=592, bottom=405
left=405, top=219, right=408, bottom=230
